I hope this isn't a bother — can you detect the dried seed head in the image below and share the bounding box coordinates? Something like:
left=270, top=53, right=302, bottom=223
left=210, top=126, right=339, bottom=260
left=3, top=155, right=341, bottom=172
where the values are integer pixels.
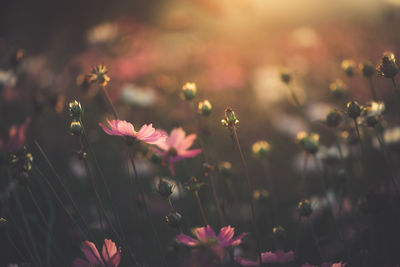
left=376, top=52, right=399, bottom=78
left=68, top=100, right=83, bottom=119
left=252, top=140, right=271, bottom=159
left=157, top=178, right=174, bottom=198
left=181, top=82, right=197, bottom=101
left=359, top=62, right=375, bottom=77
left=346, top=101, right=363, bottom=119
left=326, top=110, right=342, bottom=128
left=341, top=59, right=355, bottom=77
left=298, top=199, right=312, bottom=217
left=88, top=65, right=110, bottom=86
left=221, top=107, right=239, bottom=128
left=70, top=121, right=83, bottom=135
left=198, top=100, right=212, bottom=116
left=296, top=132, right=320, bottom=154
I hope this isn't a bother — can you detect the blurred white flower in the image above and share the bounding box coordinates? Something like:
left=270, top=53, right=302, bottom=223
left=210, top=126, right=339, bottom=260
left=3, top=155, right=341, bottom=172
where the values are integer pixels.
left=0, top=70, right=17, bottom=87
left=373, top=126, right=400, bottom=149
left=306, top=102, right=334, bottom=122
left=252, top=66, right=287, bottom=106
left=291, top=27, right=319, bottom=49
left=120, top=84, right=156, bottom=107
left=272, top=114, right=307, bottom=138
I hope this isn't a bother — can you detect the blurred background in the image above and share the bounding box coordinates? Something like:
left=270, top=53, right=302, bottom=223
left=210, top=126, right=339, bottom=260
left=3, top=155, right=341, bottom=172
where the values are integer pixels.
left=2, top=0, right=400, bottom=266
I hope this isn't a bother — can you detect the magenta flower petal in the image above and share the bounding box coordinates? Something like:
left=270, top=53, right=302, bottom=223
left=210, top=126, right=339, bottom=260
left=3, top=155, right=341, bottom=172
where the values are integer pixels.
left=235, top=257, right=260, bottom=266
left=102, top=239, right=120, bottom=266
left=195, top=225, right=217, bottom=241
left=166, top=128, right=186, bottom=148
left=176, top=233, right=199, bottom=246
left=99, top=119, right=134, bottom=137
left=80, top=241, right=103, bottom=265
left=176, top=133, right=197, bottom=151
left=218, top=226, right=235, bottom=245
left=230, top=232, right=247, bottom=246
left=178, top=148, right=202, bottom=159
left=72, top=258, right=90, bottom=267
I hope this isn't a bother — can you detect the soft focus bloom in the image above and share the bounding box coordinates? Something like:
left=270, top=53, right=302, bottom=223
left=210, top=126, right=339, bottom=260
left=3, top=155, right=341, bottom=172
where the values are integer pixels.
left=296, top=132, right=320, bottom=154
left=252, top=140, right=271, bottom=159
left=99, top=118, right=166, bottom=144
left=155, top=128, right=201, bottom=176
left=0, top=117, right=30, bottom=152
left=88, top=65, right=110, bottom=86
left=176, top=225, right=246, bottom=249
left=361, top=101, right=385, bottom=127
left=73, top=239, right=121, bottom=267
left=235, top=250, right=294, bottom=266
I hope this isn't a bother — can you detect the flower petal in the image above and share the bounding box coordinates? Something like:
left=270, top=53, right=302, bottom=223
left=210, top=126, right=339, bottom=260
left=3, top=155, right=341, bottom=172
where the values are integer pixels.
left=72, top=258, right=90, bottom=267
left=262, top=250, right=294, bottom=263
left=166, top=128, right=186, bottom=148
left=230, top=232, right=247, bottom=246
left=195, top=225, right=216, bottom=241
left=80, top=241, right=103, bottom=265
left=218, top=226, right=235, bottom=245
left=234, top=257, right=260, bottom=266
left=102, top=239, right=118, bottom=265
left=176, top=233, right=198, bottom=246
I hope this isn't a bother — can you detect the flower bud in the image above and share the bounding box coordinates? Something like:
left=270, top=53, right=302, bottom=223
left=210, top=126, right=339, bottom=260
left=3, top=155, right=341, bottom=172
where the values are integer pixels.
left=70, top=121, right=82, bottom=135
left=298, top=199, right=312, bottom=217
left=376, top=52, right=399, bottom=78
left=157, top=179, right=174, bottom=198
left=218, top=161, right=232, bottom=177
left=198, top=100, right=212, bottom=116
left=252, top=140, right=271, bottom=159
left=181, top=82, right=197, bottom=101
left=296, top=132, right=319, bottom=154
left=362, top=101, right=385, bottom=128
left=346, top=101, right=363, bottom=119
left=253, top=189, right=270, bottom=202
left=359, top=62, right=375, bottom=77
left=166, top=212, right=183, bottom=229
left=184, top=176, right=206, bottom=192
left=329, top=79, right=347, bottom=98
left=272, top=226, right=287, bottom=240
left=88, top=65, right=110, bottom=86
left=326, top=110, right=342, bottom=128
left=280, top=69, right=292, bottom=84
left=69, top=100, right=83, bottom=119
left=221, top=107, right=239, bottom=128
left=341, top=59, right=355, bottom=77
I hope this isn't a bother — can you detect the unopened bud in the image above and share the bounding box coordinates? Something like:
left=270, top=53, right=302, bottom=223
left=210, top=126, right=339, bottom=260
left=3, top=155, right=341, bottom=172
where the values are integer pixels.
left=341, top=59, right=355, bottom=77
left=326, top=110, right=342, bottom=128
left=198, top=100, right=212, bottom=116
left=330, top=79, right=347, bottom=98
left=221, top=107, right=239, bottom=128
left=218, top=161, right=232, bottom=177
left=252, top=140, right=271, bottom=159
left=376, top=52, right=399, bottom=78
left=166, top=212, right=182, bottom=229
left=157, top=179, right=174, bottom=198
left=346, top=101, right=363, bottom=119
left=272, top=226, right=287, bottom=240
left=296, top=132, right=319, bottom=154
left=298, top=199, right=312, bottom=217
left=70, top=121, right=82, bottom=135
left=253, top=189, right=270, bottom=202
left=181, top=82, right=197, bottom=101
left=359, top=62, right=375, bottom=77
left=69, top=100, right=83, bottom=118
left=280, top=69, right=292, bottom=84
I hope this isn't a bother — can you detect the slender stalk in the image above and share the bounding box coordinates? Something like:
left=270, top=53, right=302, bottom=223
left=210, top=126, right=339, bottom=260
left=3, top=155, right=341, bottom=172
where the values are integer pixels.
left=231, top=127, right=263, bottom=265
left=299, top=155, right=309, bottom=200
left=261, top=160, right=279, bottom=225
left=194, top=190, right=209, bottom=225
left=368, top=77, right=378, bottom=101
left=287, top=84, right=301, bottom=107
left=353, top=119, right=365, bottom=156
left=128, top=149, right=168, bottom=267
left=293, top=215, right=302, bottom=267
left=308, top=217, right=324, bottom=261
left=101, top=85, right=119, bottom=119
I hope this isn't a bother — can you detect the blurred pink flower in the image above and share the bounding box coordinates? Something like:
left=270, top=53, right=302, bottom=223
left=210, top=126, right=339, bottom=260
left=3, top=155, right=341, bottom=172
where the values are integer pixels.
left=155, top=127, right=201, bottom=176
left=99, top=118, right=166, bottom=145
left=0, top=117, right=30, bottom=152
left=177, top=225, right=246, bottom=248
left=73, top=239, right=121, bottom=267
left=235, top=250, right=294, bottom=266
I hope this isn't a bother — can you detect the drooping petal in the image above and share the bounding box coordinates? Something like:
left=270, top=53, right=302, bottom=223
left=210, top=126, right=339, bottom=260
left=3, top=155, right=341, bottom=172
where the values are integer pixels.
left=72, top=258, right=90, bottom=267
left=176, top=234, right=199, bottom=246
left=217, top=226, right=235, bottom=245
left=195, top=225, right=216, bottom=241
left=102, top=239, right=118, bottom=265
left=234, top=257, right=260, bottom=266
left=80, top=241, right=103, bottom=265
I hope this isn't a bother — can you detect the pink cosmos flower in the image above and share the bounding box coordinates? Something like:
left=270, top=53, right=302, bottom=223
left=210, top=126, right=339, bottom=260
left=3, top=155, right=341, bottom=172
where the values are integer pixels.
left=0, top=117, right=30, bottom=152
left=155, top=127, right=202, bottom=176
left=73, top=239, right=121, bottom=267
left=99, top=118, right=166, bottom=145
left=235, top=250, right=294, bottom=266
left=176, top=225, right=246, bottom=249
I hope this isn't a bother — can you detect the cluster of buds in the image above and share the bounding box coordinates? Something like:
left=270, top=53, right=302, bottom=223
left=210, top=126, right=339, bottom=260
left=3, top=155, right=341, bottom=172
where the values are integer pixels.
left=252, top=140, right=271, bottom=159
left=329, top=79, right=347, bottom=98
left=326, top=110, right=342, bottom=128
left=297, top=199, right=312, bottom=217
left=359, top=62, right=375, bottom=78
left=181, top=82, right=197, bottom=101
left=68, top=100, right=83, bottom=136
left=88, top=65, right=110, bottom=87
left=221, top=107, right=239, bottom=128
left=346, top=101, right=363, bottom=120
left=296, top=132, right=320, bottom=154
left=376, top=52, right=399, bottom=78
left=198, top=100, right=212, bottom=116
left=11, top=148, right=33, bottom=185
left=341, top=59, right=355, bottom=77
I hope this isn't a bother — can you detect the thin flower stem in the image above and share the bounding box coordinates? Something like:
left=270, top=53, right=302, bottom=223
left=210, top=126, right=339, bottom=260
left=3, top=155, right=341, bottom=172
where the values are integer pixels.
left=101, top=85, right=119, bottom=119
left=261, top=160, right=279, bottom=225
left=334, top=131, right=344, bottom=163
left=368, top=77, right=378, bottom=101
left=128, top=149, right=169, bottom=267
left=308, top=217, right=324, bottom=261
left=287, top=84, right=301, bottom=107
left=189, top=102, right=225, bottom=226
left=231, top=127, right=263, bottom=265
left=299, top=155, right=309, bottom=200
left=353, top=119, right=365, bottom=156
left=194, top=190, right=209, bottom=225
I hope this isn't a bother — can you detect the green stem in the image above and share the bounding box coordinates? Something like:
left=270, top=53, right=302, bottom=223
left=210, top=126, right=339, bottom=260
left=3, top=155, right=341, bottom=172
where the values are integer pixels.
left=101, top=85, right=119, bottom=119
left=368, top=77, right=378, bottom=101
left=194, top=190, right=209, bottom=225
